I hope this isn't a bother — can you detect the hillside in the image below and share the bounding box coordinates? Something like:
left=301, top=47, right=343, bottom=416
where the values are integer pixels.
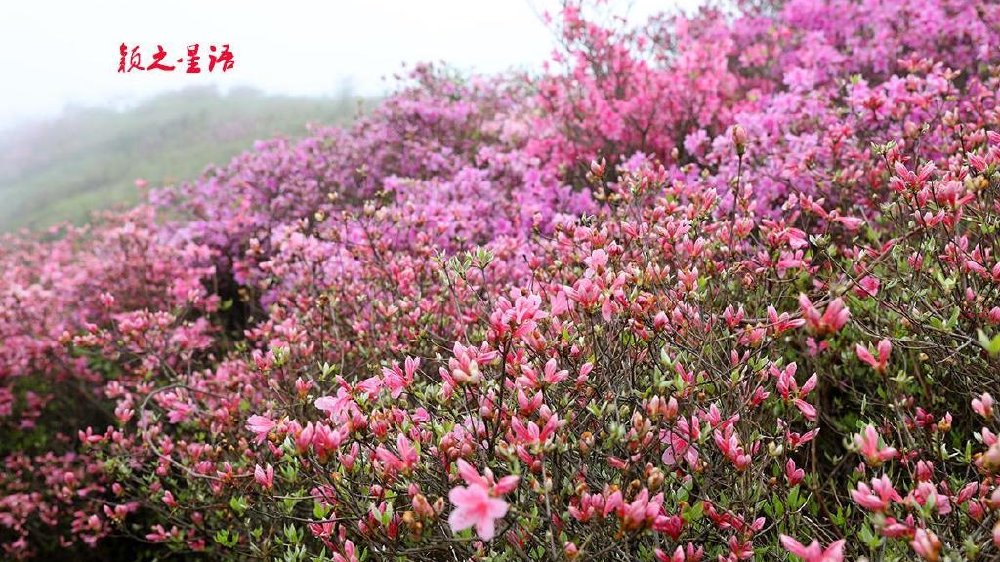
left=0, top=87, right=366, bottom=231
left=1, top=2, right=999, bottom=561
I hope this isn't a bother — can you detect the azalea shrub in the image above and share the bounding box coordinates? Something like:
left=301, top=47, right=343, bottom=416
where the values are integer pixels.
left=2, top=0, right=1000, bottom=560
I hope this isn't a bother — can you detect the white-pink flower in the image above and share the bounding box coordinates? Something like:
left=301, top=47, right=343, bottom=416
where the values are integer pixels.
left=448, top=482, right=509, bottom=540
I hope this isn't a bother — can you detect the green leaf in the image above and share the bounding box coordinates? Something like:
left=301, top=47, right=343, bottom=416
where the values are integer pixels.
left=229, top=495, right=248, bottom=516
left=859, top=523, right=882, bottom=549
left=313, top=501, right=331, bottom=520
left=682, top=501, right=704, bottom=523
left=978, top=329, right=1000, bottom=356
left=213, top=529, right=239, bottom=547
left=787, top=485, right=802, bottom=510
left=283, top=523, right=301, bottom=544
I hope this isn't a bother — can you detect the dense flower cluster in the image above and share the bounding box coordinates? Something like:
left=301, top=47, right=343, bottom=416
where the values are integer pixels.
left=2, top=0, right=1000, bottom=560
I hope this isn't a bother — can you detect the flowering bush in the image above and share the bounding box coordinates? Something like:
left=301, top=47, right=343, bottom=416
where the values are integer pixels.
left=2, top=0, right=1000, bottom=560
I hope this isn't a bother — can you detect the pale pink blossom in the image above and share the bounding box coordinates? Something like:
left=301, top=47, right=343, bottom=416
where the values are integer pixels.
left=448, top=482, right=509, bottom=540
left=972, top=392, right=994, bottom=420
left=246, top=415, right=276, bottom=444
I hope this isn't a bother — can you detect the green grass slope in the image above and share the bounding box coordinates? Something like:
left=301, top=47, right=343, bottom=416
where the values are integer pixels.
left=0, top=87, right=366, bottom=232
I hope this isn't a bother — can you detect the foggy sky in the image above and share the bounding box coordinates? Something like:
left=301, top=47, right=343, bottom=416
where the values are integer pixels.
left=0, top=1, right=691, bottom=130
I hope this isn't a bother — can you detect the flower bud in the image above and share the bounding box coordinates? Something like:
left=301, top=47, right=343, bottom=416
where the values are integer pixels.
left=647, top=467, right=664, bottom=491
left=983, top=441, right=1000, bottom=472
left=731, top=125, right=749, bottom=156
left=590, top=158, right=606, bottom=178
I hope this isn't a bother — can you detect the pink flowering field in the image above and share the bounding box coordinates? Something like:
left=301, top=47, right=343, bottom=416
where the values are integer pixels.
left=2, top=1, right=1000, bottom=560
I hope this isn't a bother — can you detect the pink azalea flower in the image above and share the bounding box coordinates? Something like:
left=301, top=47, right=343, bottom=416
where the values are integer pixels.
left=906, top=481, right=951, bottom=516
left=333, top=540, right=358, bottom=562
left=854, top=275, right=881, bottom=298
left=833, top=215, right=864, bottom=231
left=448, top=482, right=509, bottom=540
left=246, top=415, right=276, bottom=444
left=166, top=401, right=194, bottom=424
left=162, top=490, right=177, bottom=508
left=793, top=398, right=818, bottom=422
left=786, top=427, right=820, bottom=449
left=785, top=459, right=805, bottom=486
left=854, top=424, right=897, bottom=466
left=661, top=416, right=700, bottom=468
left=779, top=535, right=845, bottom=562
left=768, top=305, right=806, bottom=333
left=910, top=528, right=941, bottom=561
left=972, top=392, right=994, bottom=420
left=855, top=339, right=892, bottom=373
left=850, top=474, right=900, bottom=511
left=254, top=463, right=274, bottom=490
left=771, top=363, right=818, bottom=421
left=382, top=356, right=419, bottom=399
left=375, top=434, right=419, bottom=473
left=314, top=388, right=356, bottom=422
left=799, top=295, right=850, bottom=336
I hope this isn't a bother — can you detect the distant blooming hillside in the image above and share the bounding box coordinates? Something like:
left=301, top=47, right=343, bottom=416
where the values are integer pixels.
left=1, top=1, right=999, bottom=561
